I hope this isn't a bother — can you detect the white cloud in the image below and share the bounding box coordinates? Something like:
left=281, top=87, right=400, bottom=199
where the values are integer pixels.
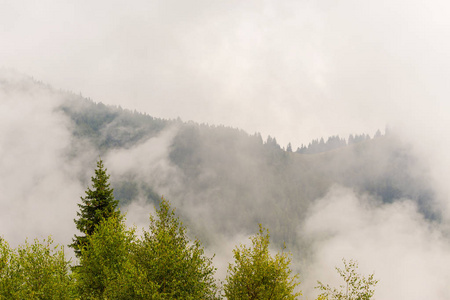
left=105, top=125, right=181, bottom=194
left=3, top=1, right=450, bottom=147
left=0, top=71, right=84, bottom=247
left=3, top=2, right=450, bottom=297
left=301, top=185, right=450, bottom=300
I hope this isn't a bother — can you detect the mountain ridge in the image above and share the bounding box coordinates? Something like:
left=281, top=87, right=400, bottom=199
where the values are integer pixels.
left=0, top=70, right=437, bottom=258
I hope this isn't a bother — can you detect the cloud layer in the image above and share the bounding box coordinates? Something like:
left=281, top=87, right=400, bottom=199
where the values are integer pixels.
left=302, top=186, right=450, bottom=299
left=3, top=1, right=450, bottom=147
left=3, top=2, right=450, bottom=298
left=0, top=71, right=83, bottom=247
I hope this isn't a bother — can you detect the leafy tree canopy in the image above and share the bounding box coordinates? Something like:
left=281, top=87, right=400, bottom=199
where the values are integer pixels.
left=134, top=198, right=219, bottom=299
left=76, top=198, right=218, bottom=299
left=316, top=259, right=378, bottom=300
left=224, top=224, right=301, bottom=300
left=0, top=237, right=74, bottom=299
left=75, top=216, right=158, bottom=299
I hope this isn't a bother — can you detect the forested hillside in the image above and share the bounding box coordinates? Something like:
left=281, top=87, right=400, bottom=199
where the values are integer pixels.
left=0, top=71, right=436, bottom=298
left=55, top=86, right=436, bottom=250
left=1, top=71, right=435, bottom=244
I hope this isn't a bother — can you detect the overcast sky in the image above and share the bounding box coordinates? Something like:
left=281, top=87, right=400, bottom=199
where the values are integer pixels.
left=4, top=2, right=450, bottom=298
left=2, top=0, right=450, bottom=148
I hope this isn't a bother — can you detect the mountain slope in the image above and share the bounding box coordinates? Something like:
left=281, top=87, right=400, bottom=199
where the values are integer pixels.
left=0, top=70, right=437, bottom=260
left=52, top=80, right=437, bottom=248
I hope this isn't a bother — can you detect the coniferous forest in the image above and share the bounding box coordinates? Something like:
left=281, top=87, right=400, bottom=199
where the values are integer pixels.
left=0, top=157, right=377, bottom=299
left=4, top=1, right=450, bottom=298
left=0, top=72, right=438, bottom=299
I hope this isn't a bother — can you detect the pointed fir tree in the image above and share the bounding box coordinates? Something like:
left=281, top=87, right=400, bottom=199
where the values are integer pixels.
left=286, top=142, right=293, bottom=152
left=70, top=159, right=120, bottom=258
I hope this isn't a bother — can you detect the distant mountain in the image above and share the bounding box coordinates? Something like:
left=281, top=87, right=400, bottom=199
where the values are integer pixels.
left=0, top=70, right=437, bottom=258
left=53, top=80, right=436, bottom=244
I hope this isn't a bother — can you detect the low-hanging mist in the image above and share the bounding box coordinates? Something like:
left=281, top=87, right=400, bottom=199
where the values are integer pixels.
left=2, top=71, right=450, bottom=299
left=301, top=186, right=450, bottom=299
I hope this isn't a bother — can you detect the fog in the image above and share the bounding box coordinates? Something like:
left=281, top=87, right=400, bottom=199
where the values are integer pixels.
left=3, top=1, right=450, bottom=147
left=0, top=71, right=84, bottom=247
left=301, top=186, right=450, bottom=299
left=3, top=1, right=450, bottom=299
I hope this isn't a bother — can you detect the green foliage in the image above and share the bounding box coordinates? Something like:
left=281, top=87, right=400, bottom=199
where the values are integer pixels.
left=0, top=237, right=74, bottom=299
left=75, top=198, right=217, bottom=299
left=75, top=216, right=158, bottom=299
left=70, top=159, right=120, bottom=258
left=316, top=259, right=378, bottom=300
left=133, top=198, right=218, bottom=299
left=224, top=224, right=301, bottom=300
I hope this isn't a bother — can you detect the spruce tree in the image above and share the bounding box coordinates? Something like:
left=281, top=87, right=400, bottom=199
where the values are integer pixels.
left=70, top=159, right=120, bottom=258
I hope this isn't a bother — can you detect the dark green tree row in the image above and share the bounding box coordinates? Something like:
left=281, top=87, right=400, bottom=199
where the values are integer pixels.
left=295, top=131, right=384, bottom=155
left=60, top=96, right=168, bottom=151
left=57, top=91, right=435, bottom=246
left=0, top=159, right=377, bottom=299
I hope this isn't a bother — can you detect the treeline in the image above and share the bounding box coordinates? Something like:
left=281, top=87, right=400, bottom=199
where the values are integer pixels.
left=0, top=160, right=300, bottom=299
left=60, top=96, right=168, bottom=151
left=295, top=130, right=384, bottom=154
left=8, top=75, right=433, bottom=252
left=59, top=90, right=383, bottom=157
left=0, top=160, right=377, bottom=299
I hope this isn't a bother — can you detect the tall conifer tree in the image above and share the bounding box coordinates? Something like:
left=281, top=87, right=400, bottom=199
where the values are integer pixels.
left=70, top=159, right=120, bottom=258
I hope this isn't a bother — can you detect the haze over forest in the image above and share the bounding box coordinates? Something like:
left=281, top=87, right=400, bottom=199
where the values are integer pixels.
left=0, top=70, right=448, bottom=299
left=3, top=1, right=450, bottom=299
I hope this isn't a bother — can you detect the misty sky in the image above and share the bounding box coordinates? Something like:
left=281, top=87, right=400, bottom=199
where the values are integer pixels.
left=2, top=0, right=450, bottom=148
left=4, top=2, right=450, bottom=299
